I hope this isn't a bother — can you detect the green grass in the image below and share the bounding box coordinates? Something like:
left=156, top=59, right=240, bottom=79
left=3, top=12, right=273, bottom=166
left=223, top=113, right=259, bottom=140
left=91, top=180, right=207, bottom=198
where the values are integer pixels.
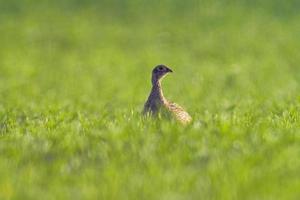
left=1, top=0, right=300, bottom=199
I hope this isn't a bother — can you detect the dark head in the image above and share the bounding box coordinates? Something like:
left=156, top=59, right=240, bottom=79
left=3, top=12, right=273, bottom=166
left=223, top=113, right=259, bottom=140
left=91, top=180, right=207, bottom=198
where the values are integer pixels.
left=152, top=64, right=173, bottom=85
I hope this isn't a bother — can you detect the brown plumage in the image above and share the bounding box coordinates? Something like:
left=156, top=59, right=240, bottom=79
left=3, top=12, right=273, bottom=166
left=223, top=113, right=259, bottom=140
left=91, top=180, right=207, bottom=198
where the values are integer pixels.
left=143, top=65, right=192, bottom=124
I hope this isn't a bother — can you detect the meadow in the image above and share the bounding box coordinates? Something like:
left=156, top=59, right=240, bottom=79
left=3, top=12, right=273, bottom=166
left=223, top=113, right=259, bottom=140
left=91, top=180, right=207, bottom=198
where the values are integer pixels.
left=0, top=0, right=300, bottom=199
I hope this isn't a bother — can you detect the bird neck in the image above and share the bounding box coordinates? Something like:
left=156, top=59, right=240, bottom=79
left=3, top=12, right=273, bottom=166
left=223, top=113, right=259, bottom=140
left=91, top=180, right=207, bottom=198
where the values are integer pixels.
left=150, top=81, right=167, bottom=103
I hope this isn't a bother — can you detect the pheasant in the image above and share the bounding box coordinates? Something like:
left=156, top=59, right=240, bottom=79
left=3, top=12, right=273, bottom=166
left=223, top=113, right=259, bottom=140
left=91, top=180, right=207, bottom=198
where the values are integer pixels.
left=143, top=64, right=192, bottom=124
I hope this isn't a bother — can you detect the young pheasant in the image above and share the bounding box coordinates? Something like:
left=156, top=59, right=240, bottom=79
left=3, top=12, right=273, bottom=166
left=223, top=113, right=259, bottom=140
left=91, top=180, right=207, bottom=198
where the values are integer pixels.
left=143, top=65, right=192, bottom=124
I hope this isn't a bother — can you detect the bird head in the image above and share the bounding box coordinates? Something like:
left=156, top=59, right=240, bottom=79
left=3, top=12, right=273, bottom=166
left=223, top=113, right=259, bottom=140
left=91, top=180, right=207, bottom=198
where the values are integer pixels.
left=152, top=64, right=173, bottom=85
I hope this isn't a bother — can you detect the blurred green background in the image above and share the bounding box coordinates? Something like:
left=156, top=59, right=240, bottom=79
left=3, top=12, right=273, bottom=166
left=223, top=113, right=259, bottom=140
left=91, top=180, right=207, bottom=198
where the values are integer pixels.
left=0, top=0, right=300, bottom=199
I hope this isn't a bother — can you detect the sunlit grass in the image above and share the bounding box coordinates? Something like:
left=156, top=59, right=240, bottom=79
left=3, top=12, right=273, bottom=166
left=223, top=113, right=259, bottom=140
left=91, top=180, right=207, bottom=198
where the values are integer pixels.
left=0, top=1, right=300, bottom=199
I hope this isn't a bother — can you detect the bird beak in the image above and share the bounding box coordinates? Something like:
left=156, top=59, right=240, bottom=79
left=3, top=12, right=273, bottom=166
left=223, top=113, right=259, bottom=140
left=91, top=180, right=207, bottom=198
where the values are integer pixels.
left=166, top=67, right=173, bottom=73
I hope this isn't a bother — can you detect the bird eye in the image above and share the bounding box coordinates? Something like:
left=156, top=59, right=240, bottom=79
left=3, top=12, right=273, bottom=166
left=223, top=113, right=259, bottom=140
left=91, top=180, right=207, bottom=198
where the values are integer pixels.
left=158, top=66, right=164, bottom=71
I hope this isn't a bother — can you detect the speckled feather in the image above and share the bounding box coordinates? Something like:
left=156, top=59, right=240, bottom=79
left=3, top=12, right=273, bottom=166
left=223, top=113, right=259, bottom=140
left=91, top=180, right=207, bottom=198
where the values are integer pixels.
left=143, top=65, right=192, bottom=124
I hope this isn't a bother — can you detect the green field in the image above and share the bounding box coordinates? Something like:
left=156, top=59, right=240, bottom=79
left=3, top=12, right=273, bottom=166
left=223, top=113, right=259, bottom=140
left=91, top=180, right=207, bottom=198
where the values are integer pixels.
left=0, top=0, right=300, bottom=199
